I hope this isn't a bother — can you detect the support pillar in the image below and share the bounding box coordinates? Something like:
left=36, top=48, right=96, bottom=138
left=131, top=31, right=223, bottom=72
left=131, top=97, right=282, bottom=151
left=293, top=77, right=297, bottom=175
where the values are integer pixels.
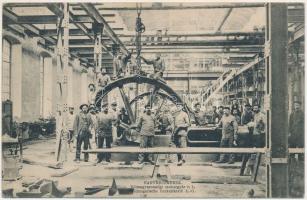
left=265, top=3, right=288, bottom=197
left=55, top=3, right=70, bottom=162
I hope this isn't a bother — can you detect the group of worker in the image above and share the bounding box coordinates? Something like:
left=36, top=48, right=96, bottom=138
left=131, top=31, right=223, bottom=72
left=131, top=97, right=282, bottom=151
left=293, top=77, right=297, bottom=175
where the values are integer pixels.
left=65, top=101, right=190, bottom=166
left=112, top=50, right=165, bottom=80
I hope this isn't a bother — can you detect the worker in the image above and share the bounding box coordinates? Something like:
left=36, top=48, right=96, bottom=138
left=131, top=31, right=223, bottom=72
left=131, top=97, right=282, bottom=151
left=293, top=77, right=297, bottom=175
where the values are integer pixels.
left=245, top=104, right=266, bottom=174
left=289, top=100, right=304, bottom=148
left=97, top=68, right=111, bottom=105
left=173, top=103, right=190, bottom=166
left=73, top=104, right=93, bottom=163
left=132, top=105, right=155, bottom=164
left=251, top=104, right=265, bottom=147
left=232, top=108, right=241, bottom=125
left=141, top=53, right=165, bottom=79
left=231, top=99, right=241, bottom=117
left=88, top=105, right=97, bottom=148
left=156, top=109, right=173, bottom=135
left=88, top=84, right=96, bottom=105
left=97, top=68, right=111, bottom=90
left=116, top=107, right=130, bottom=144
left=241, top=104, right=254, bottom=125
left=215, top=106, right=224, bottom=123
left=193, top=102, right=206, bottom=126
left=215, top=106, right=238, bottom=164
left=67, top=107, right=75, bottom=151
left=96, top=104, right=113, bottom=164
left=113, top=51, right=131, bottom=78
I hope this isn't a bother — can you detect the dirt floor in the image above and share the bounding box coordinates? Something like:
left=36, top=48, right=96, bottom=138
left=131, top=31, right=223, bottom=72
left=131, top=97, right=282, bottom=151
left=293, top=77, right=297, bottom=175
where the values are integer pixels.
left=2, top=137, right=267, bottom=198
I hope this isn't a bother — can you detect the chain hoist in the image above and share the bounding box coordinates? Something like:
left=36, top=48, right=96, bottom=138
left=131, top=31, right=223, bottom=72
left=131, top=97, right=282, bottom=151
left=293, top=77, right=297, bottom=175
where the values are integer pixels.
left=135, top=3, right=145, bottom=70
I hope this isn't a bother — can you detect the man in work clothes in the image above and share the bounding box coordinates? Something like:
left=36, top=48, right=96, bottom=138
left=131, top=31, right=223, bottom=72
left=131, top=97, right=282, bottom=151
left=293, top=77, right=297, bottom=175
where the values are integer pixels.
left=289, top=101, right=304, bottom=148
left=133, top=105, right=155, bottom=164
left=141, top=53, right=165, bottom=79
left=74, top=104, right=93, bottom=163
left=215, top=106, right=238, bottom=164
left=173, top=103, right=190, bottom=166
left=96, top=104, right=114, bottom=163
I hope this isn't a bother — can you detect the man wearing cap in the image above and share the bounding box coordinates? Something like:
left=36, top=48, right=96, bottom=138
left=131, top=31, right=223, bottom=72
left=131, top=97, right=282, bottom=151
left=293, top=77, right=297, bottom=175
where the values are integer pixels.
left=141, top=54, right=165, bottom=79
left=133, top=105, right=156, bottom=164
left=96, top=104, right=114, bottom=163
left=73, top=104, right=93, bottom=162
left=289, top=101, right=304, bottom=148
left=173, top=103, right=190, bottom=166
left=97, top=68, right=111, bottom=105
left=216, top=106, right=238, bottom=164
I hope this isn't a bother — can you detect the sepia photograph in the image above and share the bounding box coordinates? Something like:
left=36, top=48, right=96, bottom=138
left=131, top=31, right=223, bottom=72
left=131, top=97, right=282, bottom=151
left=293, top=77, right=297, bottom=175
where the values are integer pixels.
left=1, top=1, right=305, bottom=198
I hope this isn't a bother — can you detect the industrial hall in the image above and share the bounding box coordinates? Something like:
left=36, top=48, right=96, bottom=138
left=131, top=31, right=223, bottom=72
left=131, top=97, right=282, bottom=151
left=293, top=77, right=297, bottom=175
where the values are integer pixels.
left=1, top=2, right=305, bottom=198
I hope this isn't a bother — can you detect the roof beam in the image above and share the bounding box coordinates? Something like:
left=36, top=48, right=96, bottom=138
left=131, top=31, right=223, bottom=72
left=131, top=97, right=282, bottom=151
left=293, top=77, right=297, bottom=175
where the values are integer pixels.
left=80, top=3, right=129, bottom=55
left=118, top=31, right=264, bottom=37
left=215, top=8, right=233, bottom=33
left=7, top=15, right=116, bottom=24
left=72, top=3, right=265, bottom=11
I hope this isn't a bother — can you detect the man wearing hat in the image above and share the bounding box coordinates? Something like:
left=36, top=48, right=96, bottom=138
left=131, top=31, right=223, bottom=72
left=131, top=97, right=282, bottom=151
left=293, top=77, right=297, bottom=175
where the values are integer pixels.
left=96, top=104, right=114, bottom=163
left=88, top=104, right=98, bottom=148
left=113, top=51, right=131, bottom=78
left=132, top=105, right=156, bottom=164
left=216, top=106, right=238, bottom=164
left=97, top=67, right=111, bottom=89
left=289, top=100, right=304, bottom=148
left=172, top=103, right=190, bottom=166
left=73, top=104, right=93, bottom=162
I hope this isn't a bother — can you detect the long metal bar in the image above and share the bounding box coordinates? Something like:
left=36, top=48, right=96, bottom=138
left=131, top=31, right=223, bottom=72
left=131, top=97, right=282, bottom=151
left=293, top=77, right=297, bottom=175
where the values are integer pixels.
left=215, top=8, right=233, bottom=33
left=91, top=3, right=265, bottom=10
left=82, top=147, right=304, bottom=154
left=80, top=3, right=129, bottom=55
left=118, top=86, right=135, bottom=123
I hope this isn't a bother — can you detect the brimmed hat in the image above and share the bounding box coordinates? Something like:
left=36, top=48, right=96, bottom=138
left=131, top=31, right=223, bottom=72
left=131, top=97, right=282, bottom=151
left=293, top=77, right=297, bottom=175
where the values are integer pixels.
left=79, top=104, right=89, bottom=110
left=111, top=101, right=117, bottom=106
left=88, top=83, right=95, bottom=88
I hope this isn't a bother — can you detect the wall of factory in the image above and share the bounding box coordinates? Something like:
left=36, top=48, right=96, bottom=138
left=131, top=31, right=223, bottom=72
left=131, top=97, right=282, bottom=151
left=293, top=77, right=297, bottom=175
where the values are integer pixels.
left=2, top=30, right=90, bottom=123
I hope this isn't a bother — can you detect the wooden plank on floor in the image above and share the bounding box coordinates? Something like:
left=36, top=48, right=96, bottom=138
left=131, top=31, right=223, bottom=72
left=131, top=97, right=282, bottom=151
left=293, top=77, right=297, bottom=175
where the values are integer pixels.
left=51, top=167, right=79, bottom=177
left=23, top=158, right=63, bottom=169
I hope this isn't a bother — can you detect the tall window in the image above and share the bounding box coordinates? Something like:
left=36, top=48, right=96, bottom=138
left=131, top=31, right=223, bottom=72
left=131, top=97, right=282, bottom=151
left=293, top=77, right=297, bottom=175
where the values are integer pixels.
left=2, top=39, right=11, bottom=101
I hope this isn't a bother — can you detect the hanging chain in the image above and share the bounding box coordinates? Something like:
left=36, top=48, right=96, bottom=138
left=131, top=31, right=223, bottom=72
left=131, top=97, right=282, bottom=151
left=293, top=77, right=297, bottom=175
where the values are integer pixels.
left=135, top=3, right=145, bottom=72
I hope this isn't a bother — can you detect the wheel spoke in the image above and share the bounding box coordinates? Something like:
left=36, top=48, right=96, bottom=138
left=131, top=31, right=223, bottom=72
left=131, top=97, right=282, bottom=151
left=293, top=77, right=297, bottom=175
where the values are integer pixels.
left=118, top=85, right=135, bottom=123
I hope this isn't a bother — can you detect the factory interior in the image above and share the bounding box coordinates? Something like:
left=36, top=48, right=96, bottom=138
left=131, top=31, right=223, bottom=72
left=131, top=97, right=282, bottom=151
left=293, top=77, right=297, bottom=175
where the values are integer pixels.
left=1, top=2, right=305, bottom=198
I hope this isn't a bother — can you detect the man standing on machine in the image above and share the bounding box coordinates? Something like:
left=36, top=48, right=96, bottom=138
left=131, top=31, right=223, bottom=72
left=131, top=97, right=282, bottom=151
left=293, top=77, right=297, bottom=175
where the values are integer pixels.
left=141, top=53, right=165, bottom=79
